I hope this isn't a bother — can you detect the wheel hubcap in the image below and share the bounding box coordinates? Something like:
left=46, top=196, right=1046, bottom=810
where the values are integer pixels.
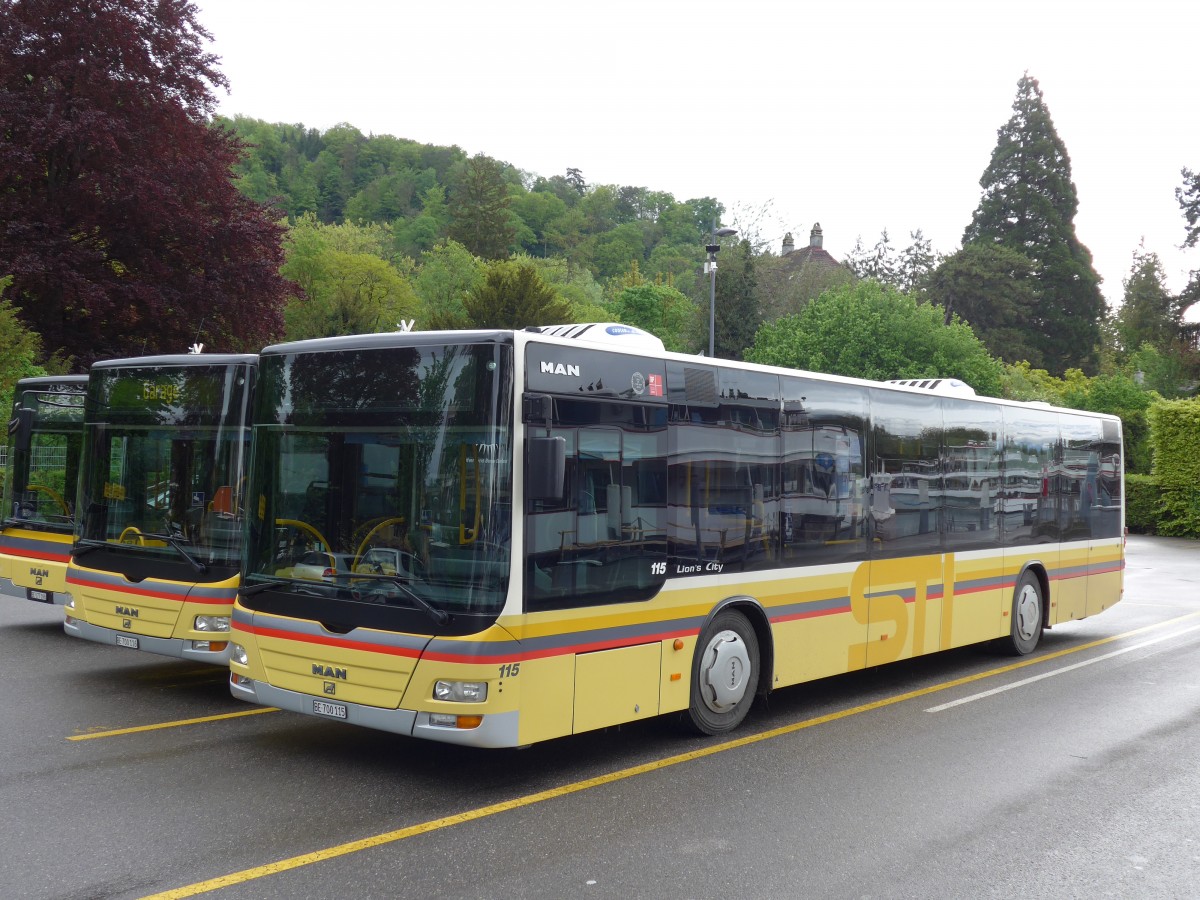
left=699, top=629, right=751, bottom=713
left=1015, top=584, right=1040, bottom=641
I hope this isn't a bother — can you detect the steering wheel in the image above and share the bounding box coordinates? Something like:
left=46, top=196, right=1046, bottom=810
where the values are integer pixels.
left=117, top=526, right=146, bottom=546
left=26, top=483, right=70, bottom=516
left=351, top=516, right=407, bottom=573
left=273, top=518, right=331, bottom=554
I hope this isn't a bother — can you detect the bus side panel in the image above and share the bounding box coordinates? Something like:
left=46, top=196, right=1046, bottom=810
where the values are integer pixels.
left=763, top=567, right=867, bottom=686
left=513, top=653, right=576, bottom=746
left=573, top=642, right=661, bottom=734
left=1053, top=541, right=1090, bottom=624
left=857, top=553, right=946, bottom=667
left=1086, top=537, right=1124, bottom=618
left=944, top=550, right=1007, bottom=648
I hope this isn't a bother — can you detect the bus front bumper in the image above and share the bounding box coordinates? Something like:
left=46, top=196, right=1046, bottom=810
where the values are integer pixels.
left=229, top=675, right=521, bottom=748
left=64, top=617, right=232, bottom=665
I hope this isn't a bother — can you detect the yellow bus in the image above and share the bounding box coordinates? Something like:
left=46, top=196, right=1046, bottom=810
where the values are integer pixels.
left=229, top=326, right=1124, bottom=747
left=65, top=354, right=256, bottom=663
left=1, top=376, right=88, bottom=604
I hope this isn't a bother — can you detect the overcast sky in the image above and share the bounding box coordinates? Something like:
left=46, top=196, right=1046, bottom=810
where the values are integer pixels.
left=194, top=0, right=1199, bottom=316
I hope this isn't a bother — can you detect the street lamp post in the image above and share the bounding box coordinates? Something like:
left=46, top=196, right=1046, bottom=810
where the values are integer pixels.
left=706, top=226, right=739, bottom=357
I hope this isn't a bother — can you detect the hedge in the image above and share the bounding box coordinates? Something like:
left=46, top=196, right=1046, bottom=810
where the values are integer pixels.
left=1124, top=474, right=1159, bottom=534
left=1147, top=398, right=1200, bottom=538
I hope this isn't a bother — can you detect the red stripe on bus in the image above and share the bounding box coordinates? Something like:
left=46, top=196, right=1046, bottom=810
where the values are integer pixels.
left=65, top=575, right=233, bottom=605
left=4, top=547, right=71, bottom=563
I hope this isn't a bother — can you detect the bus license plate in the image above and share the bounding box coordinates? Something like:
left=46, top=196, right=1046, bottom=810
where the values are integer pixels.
left=27, top=589, right=52, bottom=604
left=115, top=633, right=139, bottom=650
left=313, top=700, right=347, bottom=720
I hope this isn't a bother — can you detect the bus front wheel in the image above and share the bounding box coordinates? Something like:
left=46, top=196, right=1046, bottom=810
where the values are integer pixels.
left=1003, top=572, right=1044, bottom=656
left=686, top=609, right=759, bottom=736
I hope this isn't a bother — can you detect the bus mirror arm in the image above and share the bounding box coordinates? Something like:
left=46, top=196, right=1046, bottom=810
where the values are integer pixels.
left=526, top=436, right=566, bottom=501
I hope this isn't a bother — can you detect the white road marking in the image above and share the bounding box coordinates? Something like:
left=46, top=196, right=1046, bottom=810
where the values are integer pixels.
left=925, top=623, right=1200, bottom=712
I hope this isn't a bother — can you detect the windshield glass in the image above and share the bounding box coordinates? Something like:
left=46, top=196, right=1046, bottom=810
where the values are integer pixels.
left=5, top=383, right=86, bottom=530
left=75, top=363, right=254, bottom=567
left=242, top=342, right=514, bottom=623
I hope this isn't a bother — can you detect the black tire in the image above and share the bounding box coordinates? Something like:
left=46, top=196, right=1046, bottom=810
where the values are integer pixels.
left=1003, top=571, right=1044, bottom=656
left=685, top=609, right=760, bottom=735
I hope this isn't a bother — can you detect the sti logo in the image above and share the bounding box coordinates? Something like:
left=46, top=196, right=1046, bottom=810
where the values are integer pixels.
left=540, top=361, right=580, bottom=377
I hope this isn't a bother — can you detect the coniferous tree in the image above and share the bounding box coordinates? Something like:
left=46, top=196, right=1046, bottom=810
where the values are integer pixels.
left=963, top=73, right=1105, bottom=374
left=896, top=230, right=938, bottom=293
left=924, top=244, right=1042, bottom=367
left=1177, top=167, right=1200, bottom=312
left=713, top=239, right=759, bottom=360
left=462, top=260, right=572, bottom=329
left=447, top=154, right=515, bottom=260
left=1115, top=244, right=1180, bottom=354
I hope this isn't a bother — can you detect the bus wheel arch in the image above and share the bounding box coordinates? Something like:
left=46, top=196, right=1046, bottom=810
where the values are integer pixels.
left=1002, top=564, right=1048, bottom=656
left=685, top=598, right=773, bottom=736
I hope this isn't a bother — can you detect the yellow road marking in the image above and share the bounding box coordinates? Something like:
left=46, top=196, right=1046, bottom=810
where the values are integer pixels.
left=67, top=707, right=278, bottom=741
left=141, top=610, right=1200, bottom=899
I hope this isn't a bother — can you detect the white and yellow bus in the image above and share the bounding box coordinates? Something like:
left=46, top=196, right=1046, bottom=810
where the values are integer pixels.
left=65, top=354, right=256, bottom=663
left=1, top=376, right=88, bottom=604
left=229, top=326, right=1124, bottom=747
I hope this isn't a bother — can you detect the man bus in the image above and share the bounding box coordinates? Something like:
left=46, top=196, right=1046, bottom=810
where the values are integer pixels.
left=1, top=376, right=88, bottom=604
left=65, top=354, right=256, bottom=664
left=228, top=325, right=1124, bottom=746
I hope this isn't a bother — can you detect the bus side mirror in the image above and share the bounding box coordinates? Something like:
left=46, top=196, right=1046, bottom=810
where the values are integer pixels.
left=9, top=408, right=32, bottom=453
left=526, top=436, right=566, bottom=501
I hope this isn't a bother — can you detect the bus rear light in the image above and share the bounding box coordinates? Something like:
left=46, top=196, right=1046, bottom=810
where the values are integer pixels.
left=429, top=714, right=483, bottom=729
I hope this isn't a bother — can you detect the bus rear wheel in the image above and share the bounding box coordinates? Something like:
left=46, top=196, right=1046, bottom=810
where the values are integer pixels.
left=1002, top=571, right=1044, bottom=656
left=686, top=609, right=759, bottom=736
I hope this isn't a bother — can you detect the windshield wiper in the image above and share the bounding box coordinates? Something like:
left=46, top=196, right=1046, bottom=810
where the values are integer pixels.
left=72, top=538, right=108, bottom=558
left=241, top=577, right=332, bottom=598
left=136, top=532, right=209, bottom=573
left=345, top=572, right=450, bottom=625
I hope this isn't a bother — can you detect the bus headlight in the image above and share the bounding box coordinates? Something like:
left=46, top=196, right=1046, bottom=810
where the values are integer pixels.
left=194, top=615, right=230, bottom=632
left=434, top=680, right=488, bottom=703
left=230, top=643, right=248, bottom=666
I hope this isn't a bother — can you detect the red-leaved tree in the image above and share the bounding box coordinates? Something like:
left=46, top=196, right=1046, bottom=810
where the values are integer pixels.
left=0, top=0, right=288, bottom=367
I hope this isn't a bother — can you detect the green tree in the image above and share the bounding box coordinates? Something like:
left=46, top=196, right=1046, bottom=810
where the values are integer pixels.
left=1174, top=167, right=1200, bottom=317
left=447, top=154, right=515, bottom=259
left=924, top=243, right=1043, bottom=366
left=610, top=284, right=697, bottom=352
left=526, top=258, right=606, bottom=320
left=280, top=218, right=418, bottom=340
left=1115, top=244, right=1180, bottom=354
left=746, top=280, right=1004, bottom=396
left=1062, top=373, right=1158, bottom=474
left=713, top=239, right=759, bottom=360
left=462, top=260, right=573, bottom=329
left=896, top=230, right=938, bottom=293
left=964, top=73, right=1105, bottom=374
left=0, top=276, right=48, bottom=415
left=413, top=240, right=485, bottom=330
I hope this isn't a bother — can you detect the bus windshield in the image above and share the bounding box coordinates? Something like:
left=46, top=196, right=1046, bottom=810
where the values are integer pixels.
left=241, top=341, right=514, bottom=626
left=75, top=362, right=254, bottom=567
left=5, top=380, right=86, bottom=530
